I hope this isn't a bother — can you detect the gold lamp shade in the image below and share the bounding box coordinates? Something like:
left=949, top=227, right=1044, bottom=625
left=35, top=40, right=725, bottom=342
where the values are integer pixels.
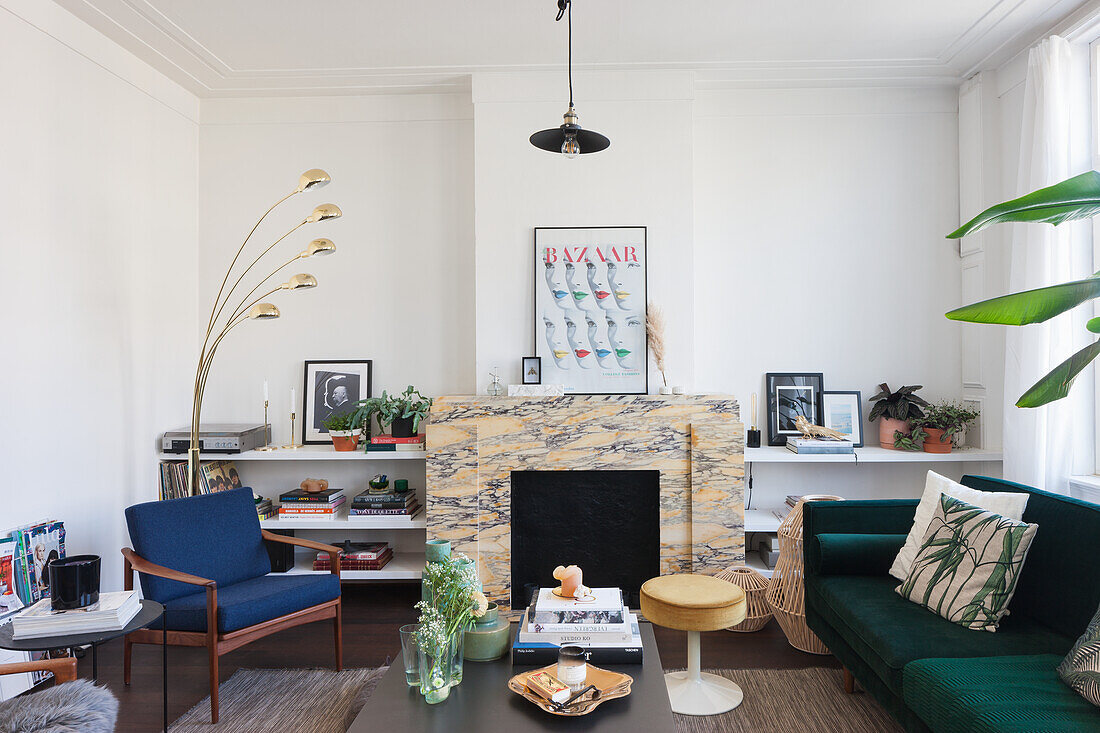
left=305, top=203, right=342, bottom=223
left=304, top=238, right=336, bottom=257
left=284, top=273, right=317, bottom=290
left=248, top=303, right=281, bottom=320
left=295, top=169, right=331, bottom=193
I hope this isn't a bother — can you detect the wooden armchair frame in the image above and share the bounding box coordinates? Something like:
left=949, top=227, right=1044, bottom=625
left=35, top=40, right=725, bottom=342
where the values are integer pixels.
left=0, top=657, right=79, bottom=685
left=122, top=531, right=342, bottom=723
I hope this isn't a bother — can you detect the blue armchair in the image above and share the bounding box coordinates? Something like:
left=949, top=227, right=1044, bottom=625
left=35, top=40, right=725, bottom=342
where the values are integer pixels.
left=122, top=487, right=342, bottom=723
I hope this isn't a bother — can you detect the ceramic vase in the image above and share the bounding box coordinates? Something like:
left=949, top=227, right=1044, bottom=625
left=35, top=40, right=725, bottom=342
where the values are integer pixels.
left=422, top=540, right=451, bottom=602
left=878, top=417, right=910, bottom=449
left=463, top=603, right=510, bottom=661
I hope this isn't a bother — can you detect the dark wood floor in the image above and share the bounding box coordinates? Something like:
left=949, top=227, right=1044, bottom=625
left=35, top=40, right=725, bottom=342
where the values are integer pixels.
left=80, top=583, right=838, bottom=732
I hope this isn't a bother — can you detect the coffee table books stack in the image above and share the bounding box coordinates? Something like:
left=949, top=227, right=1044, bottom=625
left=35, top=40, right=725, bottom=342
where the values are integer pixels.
left=12, top=591, right=141, bottom=639
left=512, top=587, right=642, bottom=665
left=312, top=542, right=392, bottom=571
left=349, top=489, right=422, bottom=518
left=278, top=487, right=346, bottom=520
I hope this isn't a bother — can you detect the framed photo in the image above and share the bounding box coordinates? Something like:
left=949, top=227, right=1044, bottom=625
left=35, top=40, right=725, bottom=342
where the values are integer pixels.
left=766, top=372, right=824, bottom=446
left=303, top=360, right=372, bottom=444
left=522, top=356, right=542, bottom=385
left=534, top=226, right=647, bottom=395
left=822, top=391, right=863, bottom=447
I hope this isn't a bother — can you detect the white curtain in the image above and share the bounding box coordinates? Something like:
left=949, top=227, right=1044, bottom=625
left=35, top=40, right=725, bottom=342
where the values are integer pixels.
left=1004, top=35, right=1095, bottom=492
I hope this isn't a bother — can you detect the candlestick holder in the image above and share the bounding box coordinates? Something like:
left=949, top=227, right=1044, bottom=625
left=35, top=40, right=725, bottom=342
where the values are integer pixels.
left=282, top=411, right=302, bottom=450
left=257, top=399, right=278, bottom=450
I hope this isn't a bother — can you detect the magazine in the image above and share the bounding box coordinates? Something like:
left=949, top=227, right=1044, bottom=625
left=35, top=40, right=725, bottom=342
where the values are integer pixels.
left=0, top=538, right=24, bottom=620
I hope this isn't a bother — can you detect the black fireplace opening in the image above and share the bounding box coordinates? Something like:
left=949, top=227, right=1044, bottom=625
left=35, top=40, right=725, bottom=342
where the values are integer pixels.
left=510, top=469, right=661, bottom=612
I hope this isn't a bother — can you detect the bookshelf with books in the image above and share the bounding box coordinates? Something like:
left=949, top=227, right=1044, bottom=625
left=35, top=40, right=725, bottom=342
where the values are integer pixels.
left=154, top=441, right=428, bottom=583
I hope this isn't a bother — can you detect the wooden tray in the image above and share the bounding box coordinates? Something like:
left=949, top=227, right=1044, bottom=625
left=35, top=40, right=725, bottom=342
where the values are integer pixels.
left=507, top=664, right=633, bottom=717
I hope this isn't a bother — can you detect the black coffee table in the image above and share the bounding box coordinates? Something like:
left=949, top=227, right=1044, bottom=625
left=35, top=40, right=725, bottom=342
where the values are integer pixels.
left=348, top=622, right=675, bottom=732
left=0, top=600, right=167, bottom=732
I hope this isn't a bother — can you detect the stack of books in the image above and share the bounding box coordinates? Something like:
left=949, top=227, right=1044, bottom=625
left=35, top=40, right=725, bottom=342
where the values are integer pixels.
left=349, top=490, right=421, bottom=517
left=312, top=542, right=392, bottom=571
left=785, top=437, right=854, bottom=454
left=255, top=497, right=276, bottom=521
left=363, top=433, right=425, bottom=452
left=278, top=487, right=346, bottom=520
left=512, top=587, right=642, bottom=665
left=12, top=591, right=141, bottom=639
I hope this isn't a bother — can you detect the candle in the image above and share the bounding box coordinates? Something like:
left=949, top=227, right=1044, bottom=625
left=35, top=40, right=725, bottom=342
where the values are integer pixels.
left=263, top=380, right=269, bottom=401
left=290, top=388, right=296, bottom=411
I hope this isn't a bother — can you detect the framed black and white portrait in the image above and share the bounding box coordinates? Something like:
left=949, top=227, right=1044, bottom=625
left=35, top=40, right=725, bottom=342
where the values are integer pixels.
left=822, top=390, right=863, bottom=447
left=303, top=360, right=372, bottom=444
left=765, top=372, right=824, bottom=446
left=522, top=356, right=542, bottom=385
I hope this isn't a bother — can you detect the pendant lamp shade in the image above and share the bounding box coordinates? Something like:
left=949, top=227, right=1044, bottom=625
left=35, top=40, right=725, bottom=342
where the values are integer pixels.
left=530, top=0, right=609, bottom=156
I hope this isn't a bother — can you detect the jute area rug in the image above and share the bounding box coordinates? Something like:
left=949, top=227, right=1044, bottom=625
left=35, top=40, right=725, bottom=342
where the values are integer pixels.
left=170, top=666, right=902, bottom=732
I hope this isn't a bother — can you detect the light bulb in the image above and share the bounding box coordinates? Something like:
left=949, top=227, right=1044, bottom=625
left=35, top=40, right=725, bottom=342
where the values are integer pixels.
left=561, top=135, right=580, bottom=159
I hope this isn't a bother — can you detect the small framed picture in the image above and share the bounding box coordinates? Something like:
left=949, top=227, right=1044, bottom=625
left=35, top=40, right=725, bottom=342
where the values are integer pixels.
left=303, top=360, right=372, bottom=444
left=765, top=372, right=824, bottom=446
left=822, top=391, right=863, bottom=447
left=522, top=356, right=542, bottom=385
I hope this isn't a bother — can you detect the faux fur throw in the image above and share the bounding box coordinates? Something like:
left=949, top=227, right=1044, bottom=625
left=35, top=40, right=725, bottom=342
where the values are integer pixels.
left=0, top=679, right=118, bottom=733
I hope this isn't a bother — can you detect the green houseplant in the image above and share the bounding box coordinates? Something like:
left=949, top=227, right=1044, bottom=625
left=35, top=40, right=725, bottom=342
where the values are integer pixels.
left=948, top=170, right=1100, bottom=407
left=910, top=401, right=980, bottom=454
left=321, top=411, right=360, bottom=451
left=868, top=384, right=929, bottom=450
left=349, top=386, right=433, bottom=440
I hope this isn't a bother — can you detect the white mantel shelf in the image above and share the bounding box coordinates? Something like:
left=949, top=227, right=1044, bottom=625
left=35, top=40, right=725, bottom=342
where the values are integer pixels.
left=157, top=446, right=425, bottom=461
left=745, top=446, right=1003, bottom=464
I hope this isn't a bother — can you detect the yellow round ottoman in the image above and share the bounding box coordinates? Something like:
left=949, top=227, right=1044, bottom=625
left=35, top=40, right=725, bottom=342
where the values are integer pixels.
left=641, top=574, right=747, bottom=715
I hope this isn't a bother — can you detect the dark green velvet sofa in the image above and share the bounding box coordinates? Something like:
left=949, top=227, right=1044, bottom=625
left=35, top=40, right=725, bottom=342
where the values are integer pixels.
left=803, top=475, right=1100, bottom=732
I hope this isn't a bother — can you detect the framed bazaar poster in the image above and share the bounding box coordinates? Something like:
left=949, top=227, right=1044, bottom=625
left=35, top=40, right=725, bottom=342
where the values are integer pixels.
left=534, top=227, right=647, bottom=394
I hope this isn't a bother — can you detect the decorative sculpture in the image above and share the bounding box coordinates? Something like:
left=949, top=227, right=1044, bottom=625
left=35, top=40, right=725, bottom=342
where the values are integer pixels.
left=300, top=478, right=329, bottom=494
left=794, top=415, right=848, bottom=441
left=552, top=565, right=590, bottom=599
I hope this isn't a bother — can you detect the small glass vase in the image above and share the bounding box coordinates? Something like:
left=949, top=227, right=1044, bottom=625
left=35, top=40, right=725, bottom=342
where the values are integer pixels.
left=448, top=631, right=465, bottom=687
left=419, top=636, right=458, bottom=704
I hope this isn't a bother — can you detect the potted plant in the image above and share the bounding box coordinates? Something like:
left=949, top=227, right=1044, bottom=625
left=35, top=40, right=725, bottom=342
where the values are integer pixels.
left=911, top=401, right=980, bottom=454
left=349, top=386, right=433, bottom=440
left=322, top=412, right=361, bottom=451
left=868, top=383, right=929, bottom=449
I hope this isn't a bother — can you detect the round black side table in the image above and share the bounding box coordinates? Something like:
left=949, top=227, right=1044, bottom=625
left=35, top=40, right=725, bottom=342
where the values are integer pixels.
left=0, top=600, right=167, bottom=732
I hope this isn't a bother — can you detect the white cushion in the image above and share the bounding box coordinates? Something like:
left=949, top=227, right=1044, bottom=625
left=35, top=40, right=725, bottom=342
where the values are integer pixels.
left=888, top=471, right=1029, bottom=581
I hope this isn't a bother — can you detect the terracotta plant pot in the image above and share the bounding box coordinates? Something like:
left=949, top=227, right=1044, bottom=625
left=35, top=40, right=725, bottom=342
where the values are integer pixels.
left=922, top=428, right=952, bottom=453
left=329, top=429, right=362, bottom=452
left=878, top=418, right=911, bottom=449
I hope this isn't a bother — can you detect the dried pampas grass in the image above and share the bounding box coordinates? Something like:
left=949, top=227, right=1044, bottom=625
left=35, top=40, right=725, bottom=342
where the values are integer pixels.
left=646, top=303, right=669, bottom=388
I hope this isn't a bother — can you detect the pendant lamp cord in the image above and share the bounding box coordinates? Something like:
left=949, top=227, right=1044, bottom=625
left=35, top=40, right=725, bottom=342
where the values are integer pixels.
left=556, top=0, right=573, bottom=108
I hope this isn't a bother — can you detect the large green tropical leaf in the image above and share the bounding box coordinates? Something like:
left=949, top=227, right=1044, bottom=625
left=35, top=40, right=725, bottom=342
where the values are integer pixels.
left=948, top=171, right=1100, bottom=239
left=946, top=271, right=1100, bottom=325
left=1016, top=339, right=1100, bottom=407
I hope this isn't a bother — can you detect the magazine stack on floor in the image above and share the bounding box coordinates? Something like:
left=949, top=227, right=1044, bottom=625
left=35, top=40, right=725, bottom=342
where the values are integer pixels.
left=511, top=587, right=642, bottom=665
left=278, top=487, right=346, bottom=520
left=12, top=591, right=140, bottom=639
left=349, top=489, right=421, bottom=517
left=312, top=542, right=391, bottom=571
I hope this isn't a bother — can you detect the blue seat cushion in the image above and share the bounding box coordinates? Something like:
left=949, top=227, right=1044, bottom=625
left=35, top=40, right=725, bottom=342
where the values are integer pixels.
left=160, top=574, right=340, bottom=633
left=125, top=488, right=271, bottom=603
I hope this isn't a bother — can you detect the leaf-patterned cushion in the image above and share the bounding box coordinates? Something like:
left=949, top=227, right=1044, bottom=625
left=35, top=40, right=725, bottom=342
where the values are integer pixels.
left=896, top=493, right=1038, bottom=632
left=1059, top=603, right=1100, bottom=707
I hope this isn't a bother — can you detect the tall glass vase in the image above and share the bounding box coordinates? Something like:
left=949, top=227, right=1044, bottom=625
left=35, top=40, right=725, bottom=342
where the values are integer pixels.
left=448, top=631, right=465, bottom=687
left=419, top=634, right=458, bottom=704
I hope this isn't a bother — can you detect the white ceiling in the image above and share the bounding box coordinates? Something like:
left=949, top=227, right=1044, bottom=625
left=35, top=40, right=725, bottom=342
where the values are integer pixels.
left=57, top=0, right=1089, bottom=96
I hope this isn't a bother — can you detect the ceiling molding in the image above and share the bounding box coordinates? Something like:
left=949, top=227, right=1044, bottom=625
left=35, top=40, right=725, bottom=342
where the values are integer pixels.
left=54, top=0, right=1094, bottom=97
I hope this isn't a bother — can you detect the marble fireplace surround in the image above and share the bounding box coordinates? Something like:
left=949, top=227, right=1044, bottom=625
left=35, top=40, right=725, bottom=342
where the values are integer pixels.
left=425, top=395, right=745, bottom=612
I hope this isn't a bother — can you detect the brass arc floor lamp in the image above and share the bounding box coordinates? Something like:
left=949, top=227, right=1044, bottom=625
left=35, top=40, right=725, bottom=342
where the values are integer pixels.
left=187, top=169, right=342, bottom=495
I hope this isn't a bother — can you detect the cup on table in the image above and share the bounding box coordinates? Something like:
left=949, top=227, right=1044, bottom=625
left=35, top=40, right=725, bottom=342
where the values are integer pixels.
left=399, top=624, right=420, bottom=687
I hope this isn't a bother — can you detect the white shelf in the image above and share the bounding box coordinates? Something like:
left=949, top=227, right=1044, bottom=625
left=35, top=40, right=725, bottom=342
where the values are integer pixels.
left=745, top=508, right=785, bottom=533
left=744, top=554, right=775, bottom=579
left=281, top=552, right=423, bottom=581
left=158, top=446, right=425, bottom=461
left=261, top=510, right=426, bottom=530
left=745, top=446, right=1002, bottom=464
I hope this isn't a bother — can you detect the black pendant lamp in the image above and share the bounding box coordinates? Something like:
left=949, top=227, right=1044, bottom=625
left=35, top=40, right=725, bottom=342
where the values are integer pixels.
left=530, top=0, right=610, bottom=158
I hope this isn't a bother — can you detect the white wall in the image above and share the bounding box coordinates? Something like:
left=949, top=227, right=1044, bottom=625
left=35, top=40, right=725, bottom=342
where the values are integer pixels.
left=0, top=0, right=199, bottom=592
left=197, top=94, right=476, bottom=437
